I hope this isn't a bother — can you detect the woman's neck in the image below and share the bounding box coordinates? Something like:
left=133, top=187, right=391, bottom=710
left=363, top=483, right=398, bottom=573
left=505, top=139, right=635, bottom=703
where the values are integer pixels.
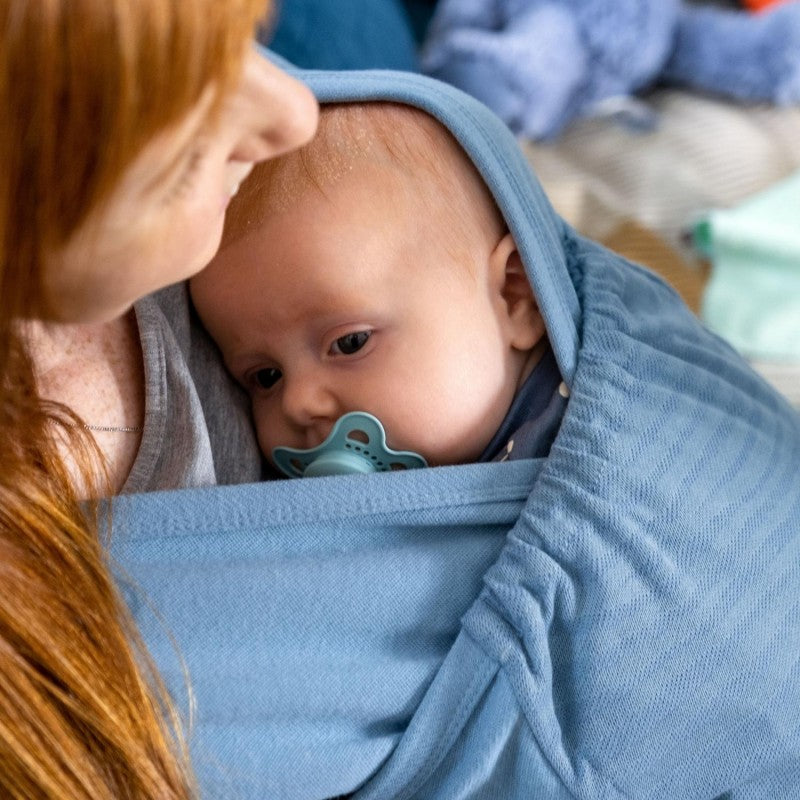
left=23, top=310, right=145, bottom=495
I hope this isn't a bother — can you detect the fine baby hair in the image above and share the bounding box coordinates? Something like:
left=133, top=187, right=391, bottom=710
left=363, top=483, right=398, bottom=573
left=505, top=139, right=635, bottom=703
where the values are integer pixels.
left=221, top=101, right=505, bottom=258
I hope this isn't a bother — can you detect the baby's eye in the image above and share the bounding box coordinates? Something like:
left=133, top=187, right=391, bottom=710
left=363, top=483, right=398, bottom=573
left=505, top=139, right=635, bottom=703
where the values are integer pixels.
left=253, top=367, right=282, bottom=390
left=331, top=330, right=371, bottom=356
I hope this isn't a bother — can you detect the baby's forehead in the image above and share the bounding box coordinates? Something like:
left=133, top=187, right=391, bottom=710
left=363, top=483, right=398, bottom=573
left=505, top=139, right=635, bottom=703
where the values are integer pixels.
left=222, top=101, right=501, bottom=246
left=285, top=104, right=468, bottom=201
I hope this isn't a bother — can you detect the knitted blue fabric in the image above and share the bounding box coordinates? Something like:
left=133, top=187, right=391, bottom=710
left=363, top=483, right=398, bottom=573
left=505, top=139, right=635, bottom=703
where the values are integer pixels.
left=110, top=64, right=800, bottom=799
left=420, top=0, right=800, bottom=139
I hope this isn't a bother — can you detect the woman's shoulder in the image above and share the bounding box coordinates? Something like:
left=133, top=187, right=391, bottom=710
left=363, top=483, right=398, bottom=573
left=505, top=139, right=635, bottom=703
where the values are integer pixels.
left=126, top=286, right=261, bottom=493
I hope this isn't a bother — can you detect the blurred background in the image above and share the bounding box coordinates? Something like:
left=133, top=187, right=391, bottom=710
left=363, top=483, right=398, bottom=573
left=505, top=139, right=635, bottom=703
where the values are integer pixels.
left=263, top=0, right=800, bottom=405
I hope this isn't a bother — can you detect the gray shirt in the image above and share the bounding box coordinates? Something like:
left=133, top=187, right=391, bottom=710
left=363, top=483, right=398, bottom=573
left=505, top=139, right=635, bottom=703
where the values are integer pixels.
left=123, top=284, right=261, bottom=493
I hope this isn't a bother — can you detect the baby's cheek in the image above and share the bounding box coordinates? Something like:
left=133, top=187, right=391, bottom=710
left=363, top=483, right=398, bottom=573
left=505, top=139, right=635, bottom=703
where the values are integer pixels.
left=389, top=412, right=444, bottom=464
left=251, top=402, right=276, bottom=458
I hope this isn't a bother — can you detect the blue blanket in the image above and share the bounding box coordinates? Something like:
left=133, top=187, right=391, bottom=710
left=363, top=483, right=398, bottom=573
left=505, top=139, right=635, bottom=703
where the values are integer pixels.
left=111, top=64, right=800, bottom=799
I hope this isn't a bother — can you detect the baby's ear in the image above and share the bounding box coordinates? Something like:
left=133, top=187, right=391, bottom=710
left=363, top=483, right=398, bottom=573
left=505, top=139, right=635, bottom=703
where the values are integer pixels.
left=490, top=233, right=546, bottom=351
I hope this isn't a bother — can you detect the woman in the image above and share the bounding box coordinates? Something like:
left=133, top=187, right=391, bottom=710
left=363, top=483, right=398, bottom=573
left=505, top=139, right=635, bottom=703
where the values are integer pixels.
left=0, top=1, right=317, bottom=797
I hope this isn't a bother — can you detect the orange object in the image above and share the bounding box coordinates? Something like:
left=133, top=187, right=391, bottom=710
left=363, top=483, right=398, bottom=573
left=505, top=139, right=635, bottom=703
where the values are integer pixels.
left=743, top=0, right=788, bottom=12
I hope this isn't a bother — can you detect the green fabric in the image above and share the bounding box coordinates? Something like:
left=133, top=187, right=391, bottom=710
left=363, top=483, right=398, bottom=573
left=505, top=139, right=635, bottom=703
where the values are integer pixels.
left=697, top=170, right=800, bottom=361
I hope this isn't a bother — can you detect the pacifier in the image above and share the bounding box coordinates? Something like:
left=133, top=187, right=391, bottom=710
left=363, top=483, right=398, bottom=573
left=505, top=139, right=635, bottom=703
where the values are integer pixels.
left=271, top=411, right=428, bottom=479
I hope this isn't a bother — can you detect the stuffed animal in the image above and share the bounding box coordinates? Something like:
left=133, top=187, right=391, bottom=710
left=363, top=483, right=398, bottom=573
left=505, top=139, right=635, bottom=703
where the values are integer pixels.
left=420, top=0, right=800, bottom=139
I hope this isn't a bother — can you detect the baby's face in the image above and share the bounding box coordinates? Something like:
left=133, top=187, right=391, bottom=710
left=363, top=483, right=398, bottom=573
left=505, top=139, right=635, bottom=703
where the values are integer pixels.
left=192, top=166, right=531, bottom=468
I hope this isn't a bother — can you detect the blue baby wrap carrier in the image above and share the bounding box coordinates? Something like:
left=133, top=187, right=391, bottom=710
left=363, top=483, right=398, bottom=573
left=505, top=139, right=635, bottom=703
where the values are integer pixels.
left=110, top=65, right=800, bottom=799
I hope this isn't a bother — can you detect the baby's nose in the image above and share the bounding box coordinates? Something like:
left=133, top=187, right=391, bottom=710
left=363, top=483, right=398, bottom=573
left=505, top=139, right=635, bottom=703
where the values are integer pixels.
left=280, top=373, right=339, bottom=434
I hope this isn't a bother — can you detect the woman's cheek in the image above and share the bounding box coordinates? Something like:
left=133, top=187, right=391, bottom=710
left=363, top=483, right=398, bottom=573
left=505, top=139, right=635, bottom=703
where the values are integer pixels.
left=165, top=196, right=227, bottom=279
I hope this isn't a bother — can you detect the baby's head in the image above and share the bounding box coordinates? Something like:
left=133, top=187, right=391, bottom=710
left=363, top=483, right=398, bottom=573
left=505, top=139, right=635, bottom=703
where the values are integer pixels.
left=191, top=102, right=546, bottom=468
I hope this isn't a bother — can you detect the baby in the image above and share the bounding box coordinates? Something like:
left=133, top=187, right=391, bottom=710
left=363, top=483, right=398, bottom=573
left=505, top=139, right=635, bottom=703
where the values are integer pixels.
left=133, top=71, right=800, bottom=799
left=190, top=103, right=568, bottom=474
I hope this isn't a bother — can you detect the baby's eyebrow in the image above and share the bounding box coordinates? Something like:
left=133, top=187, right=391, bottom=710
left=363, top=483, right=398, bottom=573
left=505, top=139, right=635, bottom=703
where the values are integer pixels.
left=225, top=349, right=273, bottom=377
left=219, top=350, right=250, bottom=377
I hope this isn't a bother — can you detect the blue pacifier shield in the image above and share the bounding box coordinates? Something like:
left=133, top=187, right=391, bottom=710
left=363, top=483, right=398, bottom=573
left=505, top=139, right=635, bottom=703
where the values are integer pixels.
left=272, top=411, right=428, bottom=478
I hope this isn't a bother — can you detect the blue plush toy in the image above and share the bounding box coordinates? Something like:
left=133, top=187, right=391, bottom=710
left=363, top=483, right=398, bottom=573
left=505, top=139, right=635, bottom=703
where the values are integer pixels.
left=421, top=0, right=800, bottom=139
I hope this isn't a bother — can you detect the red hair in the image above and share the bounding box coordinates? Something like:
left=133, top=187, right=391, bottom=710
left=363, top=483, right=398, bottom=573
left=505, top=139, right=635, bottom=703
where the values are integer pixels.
left=0, top=1, right=270, bottom=796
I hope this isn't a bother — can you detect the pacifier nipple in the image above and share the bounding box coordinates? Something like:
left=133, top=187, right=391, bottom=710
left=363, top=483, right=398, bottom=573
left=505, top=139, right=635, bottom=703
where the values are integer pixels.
left=272, top=412, right=428, bottom=478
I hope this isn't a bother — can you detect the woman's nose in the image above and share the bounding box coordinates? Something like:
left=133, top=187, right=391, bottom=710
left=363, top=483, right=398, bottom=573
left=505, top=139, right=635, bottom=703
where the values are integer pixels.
left=231, top=50, right=319, bottom=164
